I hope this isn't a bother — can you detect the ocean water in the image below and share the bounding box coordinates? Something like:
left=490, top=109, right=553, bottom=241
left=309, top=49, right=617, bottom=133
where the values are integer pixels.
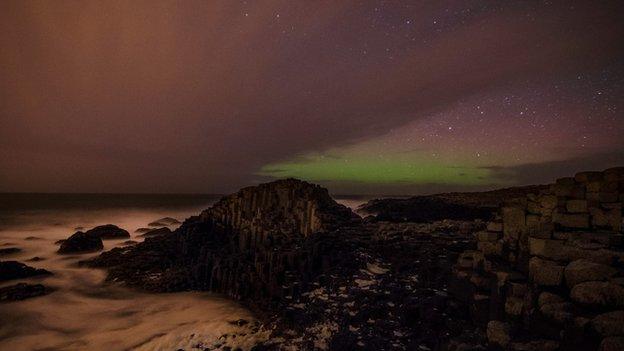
left=0, top=193, right=369, bottom=350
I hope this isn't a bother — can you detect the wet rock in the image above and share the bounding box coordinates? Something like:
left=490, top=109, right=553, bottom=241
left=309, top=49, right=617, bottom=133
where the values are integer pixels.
left=529, top=257, right=564, bottom=286
left=0, top=261, right=52, bottom=282
left=487, top=320, right=511, bottom=348
left=509, top=339, right=559, bottom=351
left=121, top=240, right=138, bottom=245
left=590, top=311, right=624, bottom=337
left=58, top=231, right=103, bottom=254
left=599, top=337, right=624, bottom=351
left=564, top=259, right=618, bottom=288
left=26, top=256, right=44, bottom=262
left=85, top=224, right=130, bottom=239
left=0, top=283, right=49, bottom=302
left=134, top=227, right=152, bottom=233
left=0, top=247, right=22, bottom=256
left=24, top=236, right=42, bottom=241
left=139, top=227, right=171, bottom=237
left=570, top=281, right=624, bottom=307
left=54, top=239, right=66, bottom=245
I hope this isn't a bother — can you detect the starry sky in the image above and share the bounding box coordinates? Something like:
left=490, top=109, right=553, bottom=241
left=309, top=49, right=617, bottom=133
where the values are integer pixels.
left=1, top=0, right=623, bottom=195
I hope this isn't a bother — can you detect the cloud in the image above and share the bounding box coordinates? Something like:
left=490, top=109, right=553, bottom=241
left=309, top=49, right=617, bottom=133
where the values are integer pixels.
left=1, top=0, right=622, bottom=192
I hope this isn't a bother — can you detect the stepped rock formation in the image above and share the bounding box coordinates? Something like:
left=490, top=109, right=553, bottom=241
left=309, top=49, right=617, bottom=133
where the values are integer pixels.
left=87, top=179, right=360, bottom=304
left=451, top=167, right=624, bottom=350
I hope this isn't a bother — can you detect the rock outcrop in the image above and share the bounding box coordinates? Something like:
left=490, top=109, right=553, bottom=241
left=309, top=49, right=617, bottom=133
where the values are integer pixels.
left=0, top=261, right=52, bottom=282
left=451, top=167, right=624, bottom=350
left=85, top=224, right=130, bottom=239
left=358, top=185, right=546, bottom=223
left=0, top=283, right=49, bottom=302
left=87, top=179, right=360, bottom=302
left=58, top=231, right=104, bottom=254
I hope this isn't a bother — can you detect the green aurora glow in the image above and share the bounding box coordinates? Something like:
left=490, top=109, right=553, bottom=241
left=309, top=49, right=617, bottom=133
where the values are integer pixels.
left=258, top=153, right=496, bottom=186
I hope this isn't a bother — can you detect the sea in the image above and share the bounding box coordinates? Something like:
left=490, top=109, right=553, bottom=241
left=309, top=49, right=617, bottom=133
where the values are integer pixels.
left=0, top=193, right=370, bottom=350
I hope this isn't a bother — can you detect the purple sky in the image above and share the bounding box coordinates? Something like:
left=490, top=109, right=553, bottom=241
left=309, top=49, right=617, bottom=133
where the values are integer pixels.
left=1, top=1, right=623, bottom=194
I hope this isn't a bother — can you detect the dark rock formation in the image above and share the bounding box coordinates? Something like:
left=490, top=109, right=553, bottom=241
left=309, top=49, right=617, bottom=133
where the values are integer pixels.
left=451, top=167, right=624, bottom=350
left=148, top=217, right=181, bottom=227
left=121, top=240, right=138, bottom=245
left=0, top=261, right=52, bottom=282
left=24, top=236, right=42, bottom=241
left=84, top=172, right=623, bottom=350
left=0, top=283, right=49, bottom=302
left=134, top=227, right=152, bottom=233
left=358, top=184, right=547, bottom=223
left=58, top=231, right=104, bottom=254
left=85, top=179, right=483, bottom=349
left=85, top=224, right=130, bottom=239
left=0, top=247, right=22, bottom=256
left=138, top=227, right=171, bottom=237
left=87, top=179, right=361, bottom=301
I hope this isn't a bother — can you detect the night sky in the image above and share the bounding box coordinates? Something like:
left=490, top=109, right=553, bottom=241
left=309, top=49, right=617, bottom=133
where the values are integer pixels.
left=1, top=1, right=623, bottom=195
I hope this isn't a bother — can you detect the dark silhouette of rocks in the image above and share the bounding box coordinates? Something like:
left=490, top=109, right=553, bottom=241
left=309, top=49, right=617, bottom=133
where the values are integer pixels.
left=0, top=247, right=22, bottom=256
left=121, top=240, right=137, bottom=245
left=85, top=224, right=129, bottom=239
left=58, top=231, right=103, bottom=254
left=134, top=227, right=152, bottom=233
left=138, top=227, right=171, bottom=237
left=54, top=239, right=65, bottom=245
left=24, top=236, right=42, bottom=241
left=148, top=217, right=180, bottom=227
left=26, top=256, right=44, bottom=262
left=83, top=171, right=624, bottom=350
left=451, top=167, right=624, bottom=350
left=0, top=261, right=52, bottom=282
left=358, top=184, right=547, bottom=223
left=0, top=283, right=49, bottom=302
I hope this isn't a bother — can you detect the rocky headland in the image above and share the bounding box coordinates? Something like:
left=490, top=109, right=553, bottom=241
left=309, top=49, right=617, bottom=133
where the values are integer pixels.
left=80, top=169, right=624, bottom=350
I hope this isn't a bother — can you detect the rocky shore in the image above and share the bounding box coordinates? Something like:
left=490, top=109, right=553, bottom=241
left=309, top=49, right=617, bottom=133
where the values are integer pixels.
left=79, top=169, right=624, bottom=350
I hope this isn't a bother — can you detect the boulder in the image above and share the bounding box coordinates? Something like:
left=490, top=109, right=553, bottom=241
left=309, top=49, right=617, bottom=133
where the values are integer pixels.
left=599, top=337, right=624, bottom=351
left=591, top=311, right=624, bottom=337
left=538, top=292, right=564, bottom=307
left=0, top=261, right=52, bottom=282
left=539, top=195, right=558, bottom=210
left=503, top=206, right=525, bottom=242
left=566, top=200, right=588, bottom=213
left=0, top=283, right=49, bottom=302
left=487, top=222, right=503, bottom=232
left=478, top=241, right=503, bottom=256
left=476, top=231, right=500, bottom=242
left=529, top=238, right=567, bottom=261
left=487, top=320, right=511, bottom=348
left=570, top=281, right=624, bottom=307
left=564, top=259, right=618, bottom=288
left=591, top=208, right=621, bottom=231
left=85, top=224, right=130, bottom=239
left=505, top=297, right=524, bottom=316
left=509, top=340, right=559, bottom=351
left=553, top=213, right=589, bottom=229
left=58, top=232, right=103, bottom=254
left=529, top=257, right=564, bottom=286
